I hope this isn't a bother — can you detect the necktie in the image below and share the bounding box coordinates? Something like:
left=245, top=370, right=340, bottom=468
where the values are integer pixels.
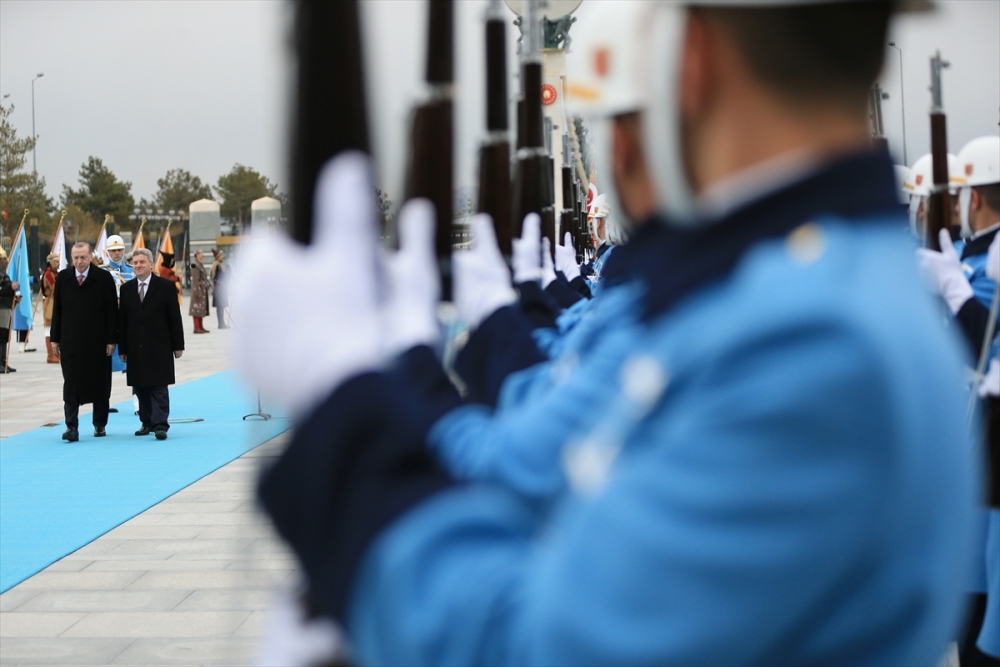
left=77, top=274, right=84, bottom=286
left=139, top=283, right=146, bottom=302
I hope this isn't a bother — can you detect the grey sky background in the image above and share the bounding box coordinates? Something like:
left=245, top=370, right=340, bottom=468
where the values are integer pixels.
left=1, top=0, right=998, bottom=209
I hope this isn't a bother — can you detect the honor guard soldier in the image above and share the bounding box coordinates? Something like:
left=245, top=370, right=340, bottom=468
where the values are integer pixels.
left=103, top=235, right=135, bottom=289
left=102, top=234, right=133, bottom=375
left=918, top=136, right=1000, bottom=357
left=235, top=2, right=979, bottom=665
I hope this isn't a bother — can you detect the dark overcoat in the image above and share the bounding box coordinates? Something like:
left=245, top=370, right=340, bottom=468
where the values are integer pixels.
left=119, top=274, right=185, bottom=387
left=50, top=267, right=118, bottom=403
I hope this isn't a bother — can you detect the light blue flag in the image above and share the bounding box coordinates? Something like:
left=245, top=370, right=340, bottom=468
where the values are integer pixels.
left=7, top=226, right=33, bottom=331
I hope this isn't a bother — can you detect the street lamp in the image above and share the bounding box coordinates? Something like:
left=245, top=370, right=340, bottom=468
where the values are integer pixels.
left=888, top=43, right=907, bottom=166
left=31, top=73, right=44, bottom=174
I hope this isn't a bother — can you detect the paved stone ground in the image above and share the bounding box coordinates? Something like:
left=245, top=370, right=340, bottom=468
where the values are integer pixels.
left=1, top=298, right=294, bottom=666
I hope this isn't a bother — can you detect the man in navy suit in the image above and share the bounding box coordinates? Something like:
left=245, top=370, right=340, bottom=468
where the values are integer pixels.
left=118, top=248, right=185, bottom=440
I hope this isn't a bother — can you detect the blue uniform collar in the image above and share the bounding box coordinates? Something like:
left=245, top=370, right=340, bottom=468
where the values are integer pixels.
left=603, top=149, right=902, bottom=321
left=960, top=224, right=999, bottom=261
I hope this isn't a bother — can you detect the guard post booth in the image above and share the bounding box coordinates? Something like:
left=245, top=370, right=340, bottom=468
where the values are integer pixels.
left=188, top=199, right=221, bottom=269
left=250, top=197, right=282, bottom=238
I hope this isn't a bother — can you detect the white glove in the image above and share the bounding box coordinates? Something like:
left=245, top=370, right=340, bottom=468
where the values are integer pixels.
left=979, top=357, right=1000, bottom=398
left=541, top=237, right=556, bottom=289
left=453, top=214, right=517, bottom=328
left=231, top=152, right=383, bottom=418
left=986, top=232, right=1000, bottom=283
left=916, top=229, right=975, bottom=315
left=256, top=589, right=349, bottom=667
left=555, top=231, right=581, bottom=282
left=511, top=213, right=542, bottom=283
left=381, top=198, right=440, bottom=356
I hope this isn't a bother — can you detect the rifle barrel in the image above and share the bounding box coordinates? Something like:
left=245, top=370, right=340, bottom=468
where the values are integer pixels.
left=290, top=0, right=369, bottom=245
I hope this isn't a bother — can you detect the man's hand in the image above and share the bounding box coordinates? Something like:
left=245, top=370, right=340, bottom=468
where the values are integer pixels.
left=11, top=281, right=18, bottom=291
left=106, top=344, right=115, bottom=356
left=52, top=342, right=60, bottom=357
left=230, top=152, right=384, bottom=418
left=120, top=354, right=128, bottom=362
left=916, top=229, right=975, bottom=315
left=174, top=350, right=183, bottom=359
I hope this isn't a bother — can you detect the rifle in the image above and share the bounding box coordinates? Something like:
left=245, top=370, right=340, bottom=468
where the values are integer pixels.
left=925, top=51, right=952, bottom=251
left=559, top=135, right=577, bottom=257
left=868, top=83, right=890, bottom=153
left=512, top=0, right=555, bottom=262
left=405, top=0, right=455, bottom=298
left=289, top=0, right=369, bottom=245
left=477, top=0, right=513, bottom=258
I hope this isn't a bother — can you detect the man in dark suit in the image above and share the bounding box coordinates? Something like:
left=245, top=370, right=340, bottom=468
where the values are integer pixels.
left=118, top=248, right=185, bottom=440
left=50, top=242, right=119, bottom=441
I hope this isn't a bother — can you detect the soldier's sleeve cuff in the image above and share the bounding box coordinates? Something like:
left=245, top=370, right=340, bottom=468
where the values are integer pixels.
left=257, top=346, right=460, bottom=623
left=454, top=306, right=547, bottom=407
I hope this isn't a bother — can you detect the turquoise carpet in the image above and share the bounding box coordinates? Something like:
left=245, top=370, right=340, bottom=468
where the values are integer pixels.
left=0, top=371, right=290, bottom=593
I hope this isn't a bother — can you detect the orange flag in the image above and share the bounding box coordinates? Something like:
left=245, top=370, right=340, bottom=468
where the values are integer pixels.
left=153, top=225, right=174, bottom=273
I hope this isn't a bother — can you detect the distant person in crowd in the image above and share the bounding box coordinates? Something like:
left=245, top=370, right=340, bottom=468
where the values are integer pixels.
left=157, top=251, right=183, bottom=305
left=118, top=248, right=185, bottom=441
left=50, top=242, right=118, bottom=442
left=42, top=253, right=60, bottom=364
left=210, top=249, right=229, bottom=329
left=0, top=249, right=18, bottom=374
left=189, top=250, right=211, bottom=334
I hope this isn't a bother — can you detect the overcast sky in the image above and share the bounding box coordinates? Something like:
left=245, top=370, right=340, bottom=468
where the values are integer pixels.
left=1, top=0, right=998, bottom=208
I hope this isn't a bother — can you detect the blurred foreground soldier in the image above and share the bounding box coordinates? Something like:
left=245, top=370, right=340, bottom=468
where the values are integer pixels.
left=236, top=2, right=979, bottom=665
left=118, top=248, right=184, bottom=441
left=50, top=242, right=118, bottom=441
left=188, top=250, right=210, bottom=334
left=0, top=249, right=16, bottom=373
left=42, top=253, right=60, bottom=363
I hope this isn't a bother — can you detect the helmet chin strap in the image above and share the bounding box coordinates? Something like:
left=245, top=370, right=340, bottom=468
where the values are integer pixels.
left=644, top=4, right=699, bottom=227
left=958, top=186, right=973, bottom=239
left=908, top=195, right=922, bottom=239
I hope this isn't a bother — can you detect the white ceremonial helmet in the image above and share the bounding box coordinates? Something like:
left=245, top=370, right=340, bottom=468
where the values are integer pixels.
left=106, top=235, right=126, bottom=251
left=589, top=193, right=610, bottom=219
left=956, top=135, right=1000, bottom=237
left=641, top=0, right=933, bottom=227
left=894, top=165, right=914, bottom=206
left=907, top=153, right=964, bottom=198
left=565, top=1, right=651, bottom=233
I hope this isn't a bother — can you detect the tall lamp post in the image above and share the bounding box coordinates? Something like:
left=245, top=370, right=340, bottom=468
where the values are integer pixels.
left=888, top=43, right=907, bottom=166
left=31, top=73, right=44, bottom=174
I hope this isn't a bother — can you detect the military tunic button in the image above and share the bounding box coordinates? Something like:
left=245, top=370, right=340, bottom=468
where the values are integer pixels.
left=786, top=222, right=827, bottom=265
left=619, top=355, right=668, bottom=413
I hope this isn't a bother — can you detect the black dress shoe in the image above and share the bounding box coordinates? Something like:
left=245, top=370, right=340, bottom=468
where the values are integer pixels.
left=0, top=365, right=16, bottom=373
left=135, top=426, right=152, bottom=436
left=62, top=429, right=79, bottom=442
left=94, top=427, right=106, bottom=437
left=154, top=429, right=168, bottom=440
left=109, top=407, right=119, bottom=413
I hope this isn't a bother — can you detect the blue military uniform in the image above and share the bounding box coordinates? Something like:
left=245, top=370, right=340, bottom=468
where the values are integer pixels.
left=104, top=259, right=135, bottom=373
left=259, top=151, right=979, bottom=666
left=953, top=225, right=1000, bottom=357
